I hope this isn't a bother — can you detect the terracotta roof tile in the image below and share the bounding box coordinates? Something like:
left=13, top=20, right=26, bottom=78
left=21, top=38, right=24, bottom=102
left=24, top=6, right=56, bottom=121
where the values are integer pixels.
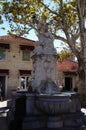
left=57, top=60, right=78, bottom=71
left=0, top=35, right=35, bottom=45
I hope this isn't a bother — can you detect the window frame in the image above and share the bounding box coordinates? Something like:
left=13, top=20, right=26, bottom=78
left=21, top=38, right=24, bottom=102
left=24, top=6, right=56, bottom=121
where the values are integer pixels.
left=22, top=49, right=30, bottom=61
left=19, top=76, right=31, bottom=90
left=0, top=49, right=6, bottom=61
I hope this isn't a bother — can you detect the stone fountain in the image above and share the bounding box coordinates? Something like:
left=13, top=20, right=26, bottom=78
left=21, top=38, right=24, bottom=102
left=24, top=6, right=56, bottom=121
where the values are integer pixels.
left=7, top=21, right=86, bottom=130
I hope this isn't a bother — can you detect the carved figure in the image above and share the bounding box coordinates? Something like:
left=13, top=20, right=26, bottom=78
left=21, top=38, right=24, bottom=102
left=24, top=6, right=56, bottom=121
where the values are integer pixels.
left=31, top=21, right=59, bottom=94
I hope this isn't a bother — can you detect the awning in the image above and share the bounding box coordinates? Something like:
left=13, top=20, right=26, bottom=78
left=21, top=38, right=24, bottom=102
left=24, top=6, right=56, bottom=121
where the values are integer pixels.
left=0, top=69, right=9, bottom=75
left=0, top=43, right=10, bottom=49
left=20, top=45, right=34, bottom=51
left=19, top=70, right=31, bottom=75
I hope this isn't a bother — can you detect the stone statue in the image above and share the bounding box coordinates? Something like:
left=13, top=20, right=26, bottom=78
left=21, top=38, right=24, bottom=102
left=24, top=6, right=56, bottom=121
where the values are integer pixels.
left=31, top=21, right=60, bottom=94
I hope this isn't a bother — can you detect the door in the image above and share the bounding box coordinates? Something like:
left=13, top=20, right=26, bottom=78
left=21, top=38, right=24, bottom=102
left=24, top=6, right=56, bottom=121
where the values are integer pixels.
left=65, top=77, right=72, bottom=91
left=0, top=76, right=6, bottom=97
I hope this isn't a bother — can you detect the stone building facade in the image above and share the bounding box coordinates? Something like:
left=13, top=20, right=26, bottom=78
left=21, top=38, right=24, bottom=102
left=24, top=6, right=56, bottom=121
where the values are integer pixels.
left=0, top=35, right=35, bottom=97
left=57, top=59, right=79, bottom=91
left=0, top=35, right=79, bottom=98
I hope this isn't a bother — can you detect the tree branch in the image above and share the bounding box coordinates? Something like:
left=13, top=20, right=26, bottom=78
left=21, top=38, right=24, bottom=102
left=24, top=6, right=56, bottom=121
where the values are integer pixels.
left=39, top=1, right=58, bottom=15
left=52, top=33, right=67, bottom=43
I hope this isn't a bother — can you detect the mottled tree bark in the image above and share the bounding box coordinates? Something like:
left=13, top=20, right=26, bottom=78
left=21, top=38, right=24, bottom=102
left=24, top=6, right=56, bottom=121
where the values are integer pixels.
left=76, top=0, right=86, bottom=106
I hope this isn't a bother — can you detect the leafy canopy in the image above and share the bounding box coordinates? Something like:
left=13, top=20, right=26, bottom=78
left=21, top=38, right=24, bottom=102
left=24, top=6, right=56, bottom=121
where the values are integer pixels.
left=1, top=0, right=78, bottom=37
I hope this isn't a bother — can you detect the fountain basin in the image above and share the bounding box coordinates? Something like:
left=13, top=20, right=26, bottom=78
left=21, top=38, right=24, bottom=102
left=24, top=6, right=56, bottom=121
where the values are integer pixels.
left=36, top=93, right=71, bottom=115
left=36, top=92, right=81, bottom=115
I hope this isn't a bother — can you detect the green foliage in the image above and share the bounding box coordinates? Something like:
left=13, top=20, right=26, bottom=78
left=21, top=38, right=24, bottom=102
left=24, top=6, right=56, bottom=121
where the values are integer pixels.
left=0, top=0, right=81, bottom=57
left=58, top=49, right=74, bottom=62
left=1, top=0, right=78, bottom=36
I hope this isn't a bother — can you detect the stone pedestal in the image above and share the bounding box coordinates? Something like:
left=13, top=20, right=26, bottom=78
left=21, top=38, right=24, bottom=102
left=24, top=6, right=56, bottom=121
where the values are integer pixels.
left=7, top=91, right=86, bottom=130
left=23, top=116, right=47, bottom=129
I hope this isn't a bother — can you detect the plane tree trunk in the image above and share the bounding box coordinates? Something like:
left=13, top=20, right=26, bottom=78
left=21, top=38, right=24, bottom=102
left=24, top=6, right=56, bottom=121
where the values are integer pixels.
left=77, top=56, right=86, bottom=107
left=76, top=0, right=86, bottom=106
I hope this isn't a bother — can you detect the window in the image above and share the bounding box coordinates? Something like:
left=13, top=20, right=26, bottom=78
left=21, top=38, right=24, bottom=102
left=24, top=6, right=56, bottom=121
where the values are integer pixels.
left=22, top=50, right=30, bottom=61
left=19, top=76, right=30, bottom=90
left=0, top=49, right=6, bottom=60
